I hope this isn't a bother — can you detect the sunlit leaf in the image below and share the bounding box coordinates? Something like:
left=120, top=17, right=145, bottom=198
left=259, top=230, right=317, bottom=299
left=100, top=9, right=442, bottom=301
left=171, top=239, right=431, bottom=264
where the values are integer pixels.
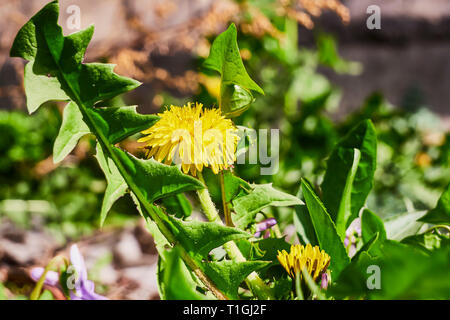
left=328, top=147, right=361, bottom=239
left=361, top=208, right=386, bottom=244
left=232, top=183, right=303, bottom=230
left=202, top=260, right=270, bottom=300
left=158, top=247, right=210, bottom=300
left=352, top=232, right=380, bottom=261
left=88, top=106, right=159, bottom=144
left=301, top=179, right=350, bottom=278
left=204, top=23, right=263, bottom=117
left=167, top=216, right=251, bottom=258
left=113, top=147, right=204, bottom=203
left=332, top=241, right=450, bottom=299
left=161, top=193, right=192, bottom=219
left=202, top=168, right=250, bottom=206
left=23, top=61, right=69, bottom=114
left=53, top=101, right=90, bottom=163
left=250, top=237, right=291, bottom=262
left=294, top=186, right=318, bottom=246
left=419, top=183, right=450, bottom=225
left=384, top=211, right=427, bottom=241
left=204, top=24, right=263, bottom=94
left=10, top=1, right=140, bottom=109
left=402, top=231, right=450, bottom=253
left=95, top=143, right=127, bottom=226
left=220, top=84, right=255, bottom=117
left=321, top=120, right=377, bottom=233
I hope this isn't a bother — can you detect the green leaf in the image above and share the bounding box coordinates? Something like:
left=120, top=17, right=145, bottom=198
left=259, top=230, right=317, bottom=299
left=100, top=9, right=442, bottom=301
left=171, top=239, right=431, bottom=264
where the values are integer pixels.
left=24, top=61, right=69, bottom=113
left=113, top=147, right=204, bottom=203
left=202, top=168, right=250, bottom=205
left=202, top=260, right=270, bottom=300
left=88, top=106, right=159, bottom=144
left=237, top=237, right=292, bottom=280
left=419, top=183, right=450, bottom=225
left=53, top=101, right=90, bottom=163
left=321, top=120, right=377, bottom=231
left=330, top=240, right=436, bottom=299
left=140, top=209, right=170, bottom=253
left=204, top=24, right=263, bottom=94
left=10, top=1, right=61, bottom=72
left=250, top=237, right=291, bottom=262
left=384, top=211, right=427, bottom=241
left=295, top=272, right=304, bottom=300
left=76, top=63, right=141, bottom=107
left=232, top=183, right=304, bottom=229
left=294, top=186, right=318, bottom=246
left=301, top=179, right=350, bottom=278
left=161, top=193, right=192, bottom=219
left=352, top=232, right=380, bottom=261
left=54, top=104, right=159, bottom=163
left=370, top=243, right=450, bottom=299
left=333, top=241, right=450, bottom=299
left=301, top=268, right=327, bottom=300
left=242, top=237, right=295, bottom=281
left=402, top=231, right=450, bottom=253
left=167, top=216, right=251, bottom=258
left=330, top=148, right=361, bottom=239
left=95, top=143, right=128, bottom=226
left=235, top=125, right=257, bottom=159
left=330, top=251, right=376, bottom=298
left=294, top=204, right=318, bottom=246
left=10, top=1, right=140, bottom=108
left=60, top=25, right=94, bottom=69
left=220, top=84, right=255, bottom=118
left=158, top=247, right=210, bottom=300
left=361, top=208, right=386, bottom=244
left=204, top=23, right=263, bottom=117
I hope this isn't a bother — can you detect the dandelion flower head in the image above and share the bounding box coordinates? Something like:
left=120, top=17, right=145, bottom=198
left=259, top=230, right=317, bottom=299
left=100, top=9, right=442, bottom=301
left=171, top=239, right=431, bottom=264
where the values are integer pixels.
left=277, top=244, right=331, bottom=280
left=138, top=102, right=239, bottom=176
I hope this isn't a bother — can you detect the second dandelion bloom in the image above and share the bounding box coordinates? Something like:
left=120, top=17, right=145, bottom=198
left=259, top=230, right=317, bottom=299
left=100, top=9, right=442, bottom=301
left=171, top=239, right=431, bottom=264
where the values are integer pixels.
left=277, top=244, right=331, bottom=282
left=138, top=102, right=239, bottom=176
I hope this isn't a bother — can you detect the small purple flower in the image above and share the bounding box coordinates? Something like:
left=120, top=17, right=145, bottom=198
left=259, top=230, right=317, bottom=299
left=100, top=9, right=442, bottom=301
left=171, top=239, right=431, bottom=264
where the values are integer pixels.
left=30, top=267, right=60, bottom=286
left=320, top=272, right=330, bottom=290
left=254, top=218, right=277, bottom=237
left=30, top=244, right=108, bottom=300
left=344, top=218, right=361, bottom=258
left=68, top=244, right=108, bottom=300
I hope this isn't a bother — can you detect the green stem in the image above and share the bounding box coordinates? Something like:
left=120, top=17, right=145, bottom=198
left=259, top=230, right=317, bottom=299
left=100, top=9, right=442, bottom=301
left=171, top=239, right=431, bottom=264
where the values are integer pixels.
left=30, top=256, right=68, bottom=300
left=196, top=172, right=274, bottom=300
left=301, top=268, right=326, bottom=300
left=219, top=171, right=233, bottom=226
left=196, top=184, right=222, bottom=224
left=294, top=272, right=304, bottom=300
left=424, top=224, right=450, bottom=234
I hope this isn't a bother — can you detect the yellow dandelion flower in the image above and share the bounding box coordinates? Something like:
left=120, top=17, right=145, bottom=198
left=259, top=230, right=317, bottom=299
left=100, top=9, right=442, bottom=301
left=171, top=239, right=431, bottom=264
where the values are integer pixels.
left=277, top=244, right=331, bottom=280
left=138, top=102, right=239, bottom=176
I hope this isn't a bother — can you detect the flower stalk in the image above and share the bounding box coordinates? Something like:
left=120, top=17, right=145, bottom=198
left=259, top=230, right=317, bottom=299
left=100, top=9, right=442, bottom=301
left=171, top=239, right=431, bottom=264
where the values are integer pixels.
left=219, top=171, right=234, bottom=227
left=196, top=172, right=274, bottom=300
left=30, top=256, right=68, bottom=300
